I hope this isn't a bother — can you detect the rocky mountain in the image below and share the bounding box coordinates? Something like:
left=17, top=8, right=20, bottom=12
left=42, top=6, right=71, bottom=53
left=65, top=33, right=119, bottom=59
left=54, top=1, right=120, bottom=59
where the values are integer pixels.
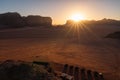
left=66, top=18, right=120, bottom=26
left=0, top=12, right=24, bottom=28
left=24, top=15, right=52, bottom=27
left=0, top=12, right=52, bottom=29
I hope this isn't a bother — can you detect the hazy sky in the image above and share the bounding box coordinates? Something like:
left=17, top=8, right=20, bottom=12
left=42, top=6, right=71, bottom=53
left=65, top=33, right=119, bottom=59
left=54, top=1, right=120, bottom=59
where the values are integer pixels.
left=0, top=0, right=120, bottom=24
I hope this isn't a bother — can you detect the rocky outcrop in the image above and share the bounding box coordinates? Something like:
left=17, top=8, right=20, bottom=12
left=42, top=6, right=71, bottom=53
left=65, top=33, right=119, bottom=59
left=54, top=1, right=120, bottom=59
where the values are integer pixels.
left=0, top=12, right=25, bottom=28
left=0, top=60, right=58, bottom=80
left=0, top=12, right=52, bottom=29
left=25, top=15, right=52, bottom=27
left=105, top=31, right=120, bottom=39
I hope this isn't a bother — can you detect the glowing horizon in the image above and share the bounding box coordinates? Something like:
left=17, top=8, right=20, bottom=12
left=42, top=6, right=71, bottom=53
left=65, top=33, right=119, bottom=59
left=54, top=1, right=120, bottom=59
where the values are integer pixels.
left=69, top=13, right=85, bottom=22
left=0, top=0, right=120, bottom=24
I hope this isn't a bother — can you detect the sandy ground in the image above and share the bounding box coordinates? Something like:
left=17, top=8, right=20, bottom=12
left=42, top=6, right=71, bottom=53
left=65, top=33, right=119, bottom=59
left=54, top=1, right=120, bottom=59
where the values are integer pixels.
left=0, top=26, right=120, bottom=80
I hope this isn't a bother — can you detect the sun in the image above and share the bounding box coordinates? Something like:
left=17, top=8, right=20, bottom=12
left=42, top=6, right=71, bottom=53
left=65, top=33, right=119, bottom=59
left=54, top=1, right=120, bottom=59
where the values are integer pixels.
left=70, top=14, right=85, bottom=22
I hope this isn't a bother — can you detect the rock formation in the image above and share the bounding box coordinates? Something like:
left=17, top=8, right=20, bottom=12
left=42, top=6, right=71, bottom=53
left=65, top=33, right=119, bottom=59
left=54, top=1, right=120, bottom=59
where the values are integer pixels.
left=25, top=15, right=52, bottom=27
left=0, top=12, right=24, bottom=28
left=105, top=31, right=120, bottom=39
left=0, top=12, right=52, bottom=29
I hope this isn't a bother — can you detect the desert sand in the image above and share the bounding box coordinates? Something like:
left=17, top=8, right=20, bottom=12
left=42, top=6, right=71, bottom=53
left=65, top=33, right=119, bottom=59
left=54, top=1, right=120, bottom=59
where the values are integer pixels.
left=0, top=26, right=120, bottom=80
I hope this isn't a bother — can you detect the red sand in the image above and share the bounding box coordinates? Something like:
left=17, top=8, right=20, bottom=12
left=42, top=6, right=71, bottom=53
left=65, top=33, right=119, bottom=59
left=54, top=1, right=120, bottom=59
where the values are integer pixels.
left=0, top=26, right=120, bottom=80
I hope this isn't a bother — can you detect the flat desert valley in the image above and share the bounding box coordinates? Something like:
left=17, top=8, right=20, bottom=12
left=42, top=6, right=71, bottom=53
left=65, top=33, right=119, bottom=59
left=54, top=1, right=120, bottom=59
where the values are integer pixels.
left=0, top=26, right=120, bottom=80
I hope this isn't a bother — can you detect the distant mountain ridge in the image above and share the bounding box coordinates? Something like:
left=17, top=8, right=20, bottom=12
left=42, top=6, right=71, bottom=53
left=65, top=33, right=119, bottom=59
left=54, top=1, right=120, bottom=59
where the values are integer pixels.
left=0, top=12, right=120, bottom=29
left=0, top=12, right=52, bottom=29
left=66, top=18, right=120, bottom=26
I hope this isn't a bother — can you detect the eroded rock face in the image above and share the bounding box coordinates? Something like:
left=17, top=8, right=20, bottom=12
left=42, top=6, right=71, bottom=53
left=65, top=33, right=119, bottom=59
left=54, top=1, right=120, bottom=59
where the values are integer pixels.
left=0, top=12, right=52, bottom=29
left=0, top=12, right=25, bottom=28
left=25, top=16, right=52, bottom=27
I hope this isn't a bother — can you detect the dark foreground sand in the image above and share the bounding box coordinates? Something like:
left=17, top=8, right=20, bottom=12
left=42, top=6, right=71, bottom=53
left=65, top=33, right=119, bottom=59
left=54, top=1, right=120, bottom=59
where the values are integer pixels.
left=0, top=26, right=120, bottom=80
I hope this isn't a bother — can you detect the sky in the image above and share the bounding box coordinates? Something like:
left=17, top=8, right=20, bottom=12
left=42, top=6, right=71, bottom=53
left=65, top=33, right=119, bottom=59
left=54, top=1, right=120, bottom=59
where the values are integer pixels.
left=0, top=0, right=120, bottom=24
